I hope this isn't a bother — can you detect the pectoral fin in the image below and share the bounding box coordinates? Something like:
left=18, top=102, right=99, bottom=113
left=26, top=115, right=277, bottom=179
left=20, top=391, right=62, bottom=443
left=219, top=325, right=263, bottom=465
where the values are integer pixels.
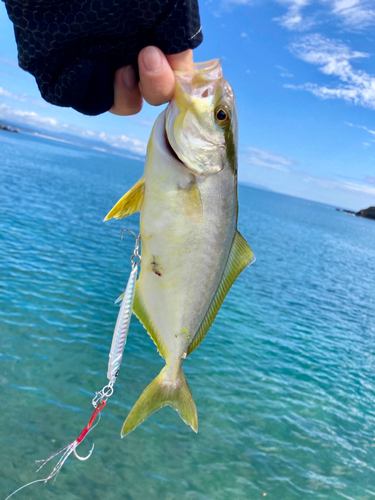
left=178, top=176, right=203, bottom=224
left=187, top=231, right=255, bottom=356
left=104, top=176, right=145, bottom=221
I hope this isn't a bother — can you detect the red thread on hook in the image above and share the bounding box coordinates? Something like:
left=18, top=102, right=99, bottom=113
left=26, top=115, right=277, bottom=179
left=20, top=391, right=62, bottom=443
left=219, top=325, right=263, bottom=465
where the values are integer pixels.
left=76, top=400, right=107, bottom=444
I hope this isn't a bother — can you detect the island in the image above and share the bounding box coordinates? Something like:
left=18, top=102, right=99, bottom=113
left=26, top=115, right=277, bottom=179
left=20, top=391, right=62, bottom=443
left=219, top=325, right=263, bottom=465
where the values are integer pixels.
left=336, top=206, right=375, bottom=220
left=0, top=124, right=19, bottom=133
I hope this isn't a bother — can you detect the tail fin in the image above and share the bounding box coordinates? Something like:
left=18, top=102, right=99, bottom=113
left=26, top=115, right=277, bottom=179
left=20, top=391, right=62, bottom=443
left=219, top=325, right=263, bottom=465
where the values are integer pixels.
left=121, top=365, right=198, bottom=437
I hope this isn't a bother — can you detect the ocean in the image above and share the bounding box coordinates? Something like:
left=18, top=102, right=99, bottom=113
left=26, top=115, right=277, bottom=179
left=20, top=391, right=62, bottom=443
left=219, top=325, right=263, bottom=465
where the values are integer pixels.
left=1, top=129, right=374, bottom=500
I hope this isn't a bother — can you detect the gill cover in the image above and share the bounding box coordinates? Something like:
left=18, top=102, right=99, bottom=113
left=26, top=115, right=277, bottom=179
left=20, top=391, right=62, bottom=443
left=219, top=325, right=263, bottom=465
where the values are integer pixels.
left=165, top=59, right=237, bottom=176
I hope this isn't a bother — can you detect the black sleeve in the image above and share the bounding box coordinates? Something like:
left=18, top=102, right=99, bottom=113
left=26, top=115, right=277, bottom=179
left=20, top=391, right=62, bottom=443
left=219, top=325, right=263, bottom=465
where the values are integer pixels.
left=2, top=0, right=203, bottom=115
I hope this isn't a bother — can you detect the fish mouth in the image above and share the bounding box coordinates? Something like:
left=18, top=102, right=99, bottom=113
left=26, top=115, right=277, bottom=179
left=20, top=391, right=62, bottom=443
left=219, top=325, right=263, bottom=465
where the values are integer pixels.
left=174, top=59, right=223, bottom=99
left=174, top=58, right=221, bottom=76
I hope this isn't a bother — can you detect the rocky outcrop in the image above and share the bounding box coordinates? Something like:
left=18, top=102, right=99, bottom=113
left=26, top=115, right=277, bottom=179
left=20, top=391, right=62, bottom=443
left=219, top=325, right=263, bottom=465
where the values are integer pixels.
left=337, top=206, right=375, bottom=220
left=0, top=124, right=19, bottom=133
left=356, top=207, right=375, bottom=220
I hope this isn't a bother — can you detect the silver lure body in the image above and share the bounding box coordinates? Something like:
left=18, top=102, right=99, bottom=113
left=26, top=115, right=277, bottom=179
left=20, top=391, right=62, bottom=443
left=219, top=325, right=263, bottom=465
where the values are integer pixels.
left=107, top=264, right=138, bottom=384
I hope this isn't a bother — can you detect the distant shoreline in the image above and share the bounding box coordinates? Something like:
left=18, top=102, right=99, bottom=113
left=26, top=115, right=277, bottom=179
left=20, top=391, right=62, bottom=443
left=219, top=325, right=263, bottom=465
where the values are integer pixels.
left=336, top=206, right=375, bottom=220
left=0, top=123, right=19, bottom=133
left=0, top=122, right=371, bottom=215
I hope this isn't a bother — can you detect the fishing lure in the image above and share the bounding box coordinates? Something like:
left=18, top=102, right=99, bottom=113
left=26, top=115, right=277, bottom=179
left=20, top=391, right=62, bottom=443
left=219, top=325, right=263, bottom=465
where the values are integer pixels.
left=108, top=229, right=140, bottom=384
left=5, top=229, right=141, bottom=500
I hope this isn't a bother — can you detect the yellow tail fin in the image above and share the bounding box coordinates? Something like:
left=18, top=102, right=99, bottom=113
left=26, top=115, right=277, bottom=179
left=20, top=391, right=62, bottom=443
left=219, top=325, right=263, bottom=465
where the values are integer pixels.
left=121, top=365, right=198, bottom=437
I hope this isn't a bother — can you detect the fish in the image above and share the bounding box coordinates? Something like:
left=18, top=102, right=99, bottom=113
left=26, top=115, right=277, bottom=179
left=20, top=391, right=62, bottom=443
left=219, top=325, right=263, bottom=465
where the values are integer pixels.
left=104, top=59, right=255, bottom=437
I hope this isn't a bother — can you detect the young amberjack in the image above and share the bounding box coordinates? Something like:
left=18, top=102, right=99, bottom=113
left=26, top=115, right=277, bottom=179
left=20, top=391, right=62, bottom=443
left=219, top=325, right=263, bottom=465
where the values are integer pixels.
left=104, top=59, right=255, bottom=437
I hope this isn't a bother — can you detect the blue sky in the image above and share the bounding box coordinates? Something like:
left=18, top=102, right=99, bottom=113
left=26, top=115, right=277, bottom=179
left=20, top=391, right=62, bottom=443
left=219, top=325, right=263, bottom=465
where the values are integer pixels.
left=1, top=0, right=374, bottom=210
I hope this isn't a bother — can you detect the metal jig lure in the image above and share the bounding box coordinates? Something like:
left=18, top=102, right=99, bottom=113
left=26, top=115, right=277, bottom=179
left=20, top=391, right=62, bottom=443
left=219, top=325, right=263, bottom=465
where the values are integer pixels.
left=108, top=229, right=141, bottom=385
left=5, top=230, right=141, bottom=500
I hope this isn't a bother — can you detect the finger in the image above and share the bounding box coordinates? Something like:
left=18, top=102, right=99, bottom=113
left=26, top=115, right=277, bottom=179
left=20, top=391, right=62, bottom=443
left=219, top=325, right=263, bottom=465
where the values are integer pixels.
left=110, top=65, right=143, bottom=116
left=138, top=46, right=175, bottom=106
left=166, top=49, right=194, bottom=72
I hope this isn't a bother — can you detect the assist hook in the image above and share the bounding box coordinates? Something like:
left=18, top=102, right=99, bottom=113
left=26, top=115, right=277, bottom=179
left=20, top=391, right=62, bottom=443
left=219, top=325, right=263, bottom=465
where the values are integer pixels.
left=121, top=228, right=139, bottom=240
left=73, top=443, right=95, bottom=461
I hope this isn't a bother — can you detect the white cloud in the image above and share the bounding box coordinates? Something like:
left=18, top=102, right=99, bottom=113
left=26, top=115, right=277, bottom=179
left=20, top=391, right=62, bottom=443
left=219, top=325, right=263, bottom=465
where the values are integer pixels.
left=0, top=87, right=27, bottom=102
left=304, top=174, right=375, bottom=196
left=0, top=57, right=19, bottom=68
left=329, top=0, right=375, bottom=28
left=130, top=116, right=155, bottom=127
left=242, top=146, right=293, bottom=171
left=221, top=0, right=253, bottom=4
left=0, top=86, right=49, bottom=107
left=0, top=104, right=147, bottom=156
left=287, top=34, right=375, bottom=109
left=276, top=65, right=294, bottom=77
left=346, top=122, right=375, bottom=136
left=223, top=0, right=314, bottom=30
left=0, top=104, right=59, bottom=127
left=241, top=32, right=248, bottom=37
left=243, top=145, right=375, bottom=195
left=241, top=141, right=375, bottom=196
left=94, top=130, right=146, bottom=154
left=224, top=0, right=375, bottom=29
left=274, top=0, right=315, bottom=31
left=289, top=33, right=368, bottom=67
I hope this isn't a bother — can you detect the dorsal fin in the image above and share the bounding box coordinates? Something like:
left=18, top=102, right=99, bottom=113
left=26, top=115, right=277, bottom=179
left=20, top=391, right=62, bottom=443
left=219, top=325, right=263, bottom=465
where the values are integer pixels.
left=187, top=231, right=255, bottom=356
left=104, top=176, right=145, bottom=221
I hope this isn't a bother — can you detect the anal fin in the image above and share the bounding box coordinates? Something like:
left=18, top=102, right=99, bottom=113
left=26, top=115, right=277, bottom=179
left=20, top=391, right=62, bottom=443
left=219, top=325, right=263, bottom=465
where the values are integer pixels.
left=133, top=284, right=168, bottom=360
left=104, top=176, right=145, bottom=221
left=187, top=230, right=255, bottom=356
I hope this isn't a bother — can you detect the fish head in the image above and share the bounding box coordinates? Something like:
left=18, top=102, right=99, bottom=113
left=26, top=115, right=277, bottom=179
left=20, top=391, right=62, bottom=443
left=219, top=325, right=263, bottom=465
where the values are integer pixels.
left=165, top=59, right=237, bottom=176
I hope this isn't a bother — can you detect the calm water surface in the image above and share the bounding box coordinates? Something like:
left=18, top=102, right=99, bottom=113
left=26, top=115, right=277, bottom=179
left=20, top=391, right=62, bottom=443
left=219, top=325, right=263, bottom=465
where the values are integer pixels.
left=0, top=130, right=374, bottom=500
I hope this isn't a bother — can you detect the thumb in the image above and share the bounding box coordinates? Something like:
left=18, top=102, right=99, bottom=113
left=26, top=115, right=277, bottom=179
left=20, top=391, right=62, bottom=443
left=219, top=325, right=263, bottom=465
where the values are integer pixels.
left=166, top=49, right=194, bottom=72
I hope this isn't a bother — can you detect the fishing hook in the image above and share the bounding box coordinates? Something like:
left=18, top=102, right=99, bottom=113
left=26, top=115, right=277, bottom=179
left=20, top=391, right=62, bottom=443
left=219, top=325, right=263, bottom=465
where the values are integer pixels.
left=121, top=228, right=140, bottom=240
left=73, top=442, right=95, bottom=461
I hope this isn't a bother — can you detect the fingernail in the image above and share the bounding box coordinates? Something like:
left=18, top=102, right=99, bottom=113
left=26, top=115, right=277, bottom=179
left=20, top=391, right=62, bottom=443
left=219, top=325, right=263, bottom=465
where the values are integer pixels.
left=122, top=66, right=137, bottom=90
left=142, top=46, right=163, bottom=72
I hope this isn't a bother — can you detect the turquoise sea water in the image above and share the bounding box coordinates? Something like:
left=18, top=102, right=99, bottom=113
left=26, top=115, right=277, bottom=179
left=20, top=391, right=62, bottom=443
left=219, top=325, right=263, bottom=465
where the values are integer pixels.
left=1, top=129, right=374, bottom=500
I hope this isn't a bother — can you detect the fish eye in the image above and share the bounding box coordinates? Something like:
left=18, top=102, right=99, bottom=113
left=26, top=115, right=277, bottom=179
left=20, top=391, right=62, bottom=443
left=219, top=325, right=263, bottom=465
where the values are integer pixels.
left=214, top=106, right=230, bottom=127
left=216, top=109, right=227, bottom=121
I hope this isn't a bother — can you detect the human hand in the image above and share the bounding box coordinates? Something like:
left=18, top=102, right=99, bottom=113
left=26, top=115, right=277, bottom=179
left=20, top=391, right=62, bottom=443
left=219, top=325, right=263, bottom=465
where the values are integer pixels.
left=109, top=47, right=194, bottom=116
